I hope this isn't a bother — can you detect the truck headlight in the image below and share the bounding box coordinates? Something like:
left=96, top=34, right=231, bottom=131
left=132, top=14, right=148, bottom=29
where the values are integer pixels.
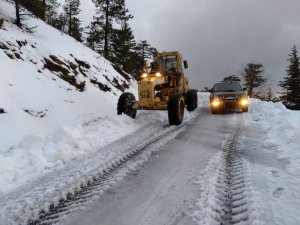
left=156, top=72, right=162, bottom=77
left=211, top=99, right=220, bottom=107
left=240, top=98, right=249, bottom=106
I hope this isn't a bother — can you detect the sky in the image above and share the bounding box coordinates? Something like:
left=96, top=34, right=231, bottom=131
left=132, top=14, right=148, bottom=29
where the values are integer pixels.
left=126, top=0, right=300, bottom=91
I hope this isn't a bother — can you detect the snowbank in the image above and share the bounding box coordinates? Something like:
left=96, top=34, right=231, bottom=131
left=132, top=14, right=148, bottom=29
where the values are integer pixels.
left=0, top=110, right=171, bottom=194
left=0, top=0, right=137, bottom=193
left=247, top=99, right=300, bottom=176
left=0, top=0, right=136, bottom=153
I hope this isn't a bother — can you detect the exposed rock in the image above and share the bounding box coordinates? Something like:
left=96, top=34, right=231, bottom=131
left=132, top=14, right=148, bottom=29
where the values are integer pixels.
left=0, top=42, right=9, bottom=50
left=44, top=57, right=70, bottom=75
left=5, top=52, right=15, bottom=59
left=112, top=77, right=129, bottom=92
left=43, top=57, right=85, bottom=92
left=112, top=64, right=131, bottom=81
left=49, top=55, right=69, bottom=68
left=24, top=109, right=46, bottom=118
left=0, top=19, right=3, bottom=29
left=14, top=52, right=22, bottom=60
left=69, top=62, right=78, bottom=70
left=90, top=79, right=111, bottom=92
left=75, top=58, right=91, bottom=69
left=16, top=40, right=27, bottom=47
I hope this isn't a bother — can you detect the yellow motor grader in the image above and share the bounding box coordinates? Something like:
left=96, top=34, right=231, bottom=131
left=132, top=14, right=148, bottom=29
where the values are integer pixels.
left=117, top=51, right=198, bottom=125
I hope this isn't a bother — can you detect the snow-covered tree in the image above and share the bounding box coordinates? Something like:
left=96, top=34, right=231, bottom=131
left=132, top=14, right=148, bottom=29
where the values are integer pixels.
left=110, top=21, right=136, bottom=72
left=44, top=0, right=60, bottom=25
left=63, top=0, right=82, bottom=41
left=241, top=63, right=266, bottom=97
left=279, top=45, right=300, bottom=109
left=133, top=40, right=157, bottom=77
left=86, top=17, right=104, bottom=52
left=222, top=75, right=241, bottom=83
left=91, top=0, right=132, bottom=58
left=14, top=0, right=44, bottom=27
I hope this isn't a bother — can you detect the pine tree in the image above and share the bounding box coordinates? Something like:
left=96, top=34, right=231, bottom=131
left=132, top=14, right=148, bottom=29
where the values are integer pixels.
left=222, top=75, right=241, bottom=83
left=110, top=21, right=136, bottom=73
left=14, top=0, right=44, bottom=27
left=91, top=0, right=132, bottom=58
left=21, top=0, right=44, bottom=19
left=51, top=13, right=67, bottom=31
left=241, top=63, right=266, bottom=97
left=86, top=17, right=105, bottom=53
left=44, top=0, right=60, bottom=26
left=279, top=45, right=300, bottom=109
left=41, top=0, right=46, bottom=21
left=135, top=41, right=154, bottom=69
left=63, top=0, right=82, bottom=41
left=70, top=17, right=83, bottom=41
left=14, top=0, right=21, bottom=27
left=128, top=40, right=157, bottom=79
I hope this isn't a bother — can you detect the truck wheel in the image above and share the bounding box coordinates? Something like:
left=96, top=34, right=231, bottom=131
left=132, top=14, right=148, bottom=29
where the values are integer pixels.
left=117, top=92, right=137, bottom=119
left=168, top=93, right=185, bottom=125
left=242, top=107, right=248, bottom=112
left=193, top=90, right=198, bottom=109
left=211, top=108, right=219, bottom=114
left=186, top=90, right=196, bottom=111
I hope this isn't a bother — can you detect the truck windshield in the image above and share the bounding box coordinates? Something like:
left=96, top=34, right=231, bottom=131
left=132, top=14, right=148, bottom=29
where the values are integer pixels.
left=159, top=55, right=177, bottom=73
left=214, top=83, right=242, bottom=92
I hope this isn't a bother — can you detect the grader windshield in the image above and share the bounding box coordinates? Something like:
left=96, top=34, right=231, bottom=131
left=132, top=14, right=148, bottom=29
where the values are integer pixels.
left=159, top=55, right=177, bottom=74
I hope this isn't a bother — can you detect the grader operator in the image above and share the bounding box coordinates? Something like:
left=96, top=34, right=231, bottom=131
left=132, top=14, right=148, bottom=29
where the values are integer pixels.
left=117, top=51, right=198, bottom=125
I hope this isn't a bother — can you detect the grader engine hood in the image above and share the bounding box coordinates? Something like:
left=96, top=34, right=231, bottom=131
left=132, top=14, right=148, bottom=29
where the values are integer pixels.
left=138, top=81, right=154, bottom=101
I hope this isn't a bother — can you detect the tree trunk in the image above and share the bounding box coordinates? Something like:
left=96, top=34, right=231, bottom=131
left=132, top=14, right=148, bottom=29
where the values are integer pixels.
left=248, top=84, right=253, bottom=98
left=104, top=0, right=109, bottom=58
left=41, top=0, right=46, bottom=21
left=15, top=0, right=21, bottom=27
left=69, top=5, right=72, bottom=36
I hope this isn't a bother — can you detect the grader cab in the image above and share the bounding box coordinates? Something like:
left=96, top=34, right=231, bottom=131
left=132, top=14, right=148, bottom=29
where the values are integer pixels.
left=117, top=51, right=198, bottom=125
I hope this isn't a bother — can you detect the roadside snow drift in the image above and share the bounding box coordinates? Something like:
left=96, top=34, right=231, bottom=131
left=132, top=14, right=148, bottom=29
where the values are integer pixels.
left=247, top=99, right=300, bottom=176
left=0, top=1, right=136, bottom=193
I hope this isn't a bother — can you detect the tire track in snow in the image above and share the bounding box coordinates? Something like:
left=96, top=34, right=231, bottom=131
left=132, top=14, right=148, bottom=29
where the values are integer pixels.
left=21, top=111, right=202, bottom=225
left=219, top=127, right=251, bottom=225
left=28, top=127, right=181, bottom=225
left=192, top=116, right=260, bottom=225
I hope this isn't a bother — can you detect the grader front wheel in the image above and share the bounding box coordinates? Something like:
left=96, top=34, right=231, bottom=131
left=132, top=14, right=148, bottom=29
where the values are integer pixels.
left=168, top=93, right=185, bottom=125
left=117, top=92, right=137, bottom=119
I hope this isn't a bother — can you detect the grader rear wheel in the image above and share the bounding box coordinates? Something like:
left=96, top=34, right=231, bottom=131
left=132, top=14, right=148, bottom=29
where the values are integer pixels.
left=168, top=93, right=185, bottom=125
left=193, top=90, right=198, bottom=109
left=186, top=89, right=198, bottom=111
left=117, top=92, right=137, bottom=119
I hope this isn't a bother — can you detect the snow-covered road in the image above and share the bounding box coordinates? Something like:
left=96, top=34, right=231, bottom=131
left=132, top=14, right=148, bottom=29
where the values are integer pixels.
left=1, top=96, right=299, bottom=225
left=44, top=108, right=260, bottom=225
left=60, top=107, right=224, bottom=225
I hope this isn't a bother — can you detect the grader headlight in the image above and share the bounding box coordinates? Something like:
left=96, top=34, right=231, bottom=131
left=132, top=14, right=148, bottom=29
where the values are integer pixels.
left=141, top=73, right=148, bottom=79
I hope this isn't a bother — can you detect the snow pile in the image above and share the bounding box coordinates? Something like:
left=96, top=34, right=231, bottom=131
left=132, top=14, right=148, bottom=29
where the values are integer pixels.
left=243, top=99, right=300, bottom=224
left=248, top=99, right=300, bottom=176
left=0, top=0, right=136, bottom=150
left=197, top=92, right=210, bottom=107
left=0, top=0, right=138, bottom=194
